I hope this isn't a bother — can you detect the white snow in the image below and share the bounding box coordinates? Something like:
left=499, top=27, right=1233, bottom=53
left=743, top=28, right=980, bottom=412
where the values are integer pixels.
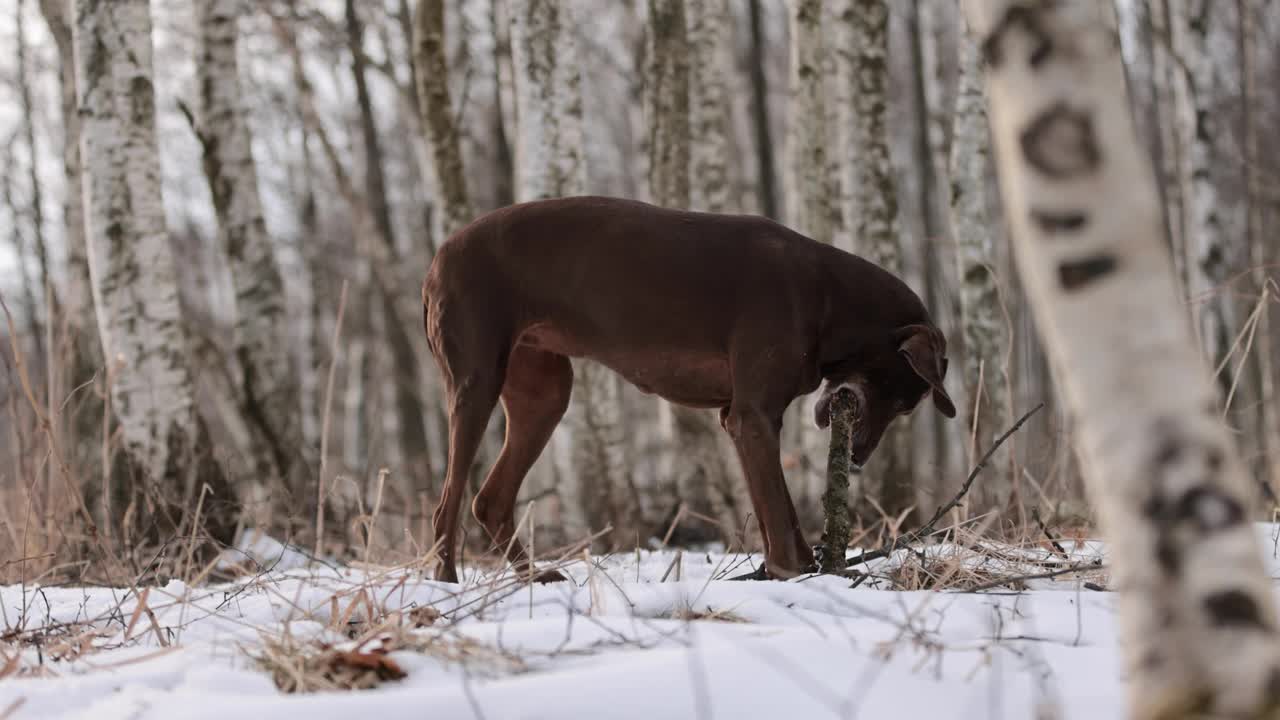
left=4, top=524, right=1279, bottom=720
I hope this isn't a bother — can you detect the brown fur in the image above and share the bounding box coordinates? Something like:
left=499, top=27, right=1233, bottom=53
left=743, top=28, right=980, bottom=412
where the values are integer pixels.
left=422, top=196, right=955, bottom=581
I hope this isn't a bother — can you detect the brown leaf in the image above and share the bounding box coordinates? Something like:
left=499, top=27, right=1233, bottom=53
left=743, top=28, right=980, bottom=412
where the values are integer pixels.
left=329, top=649, right=406, bottom=681
left=408, top=606, right=441, bottom=628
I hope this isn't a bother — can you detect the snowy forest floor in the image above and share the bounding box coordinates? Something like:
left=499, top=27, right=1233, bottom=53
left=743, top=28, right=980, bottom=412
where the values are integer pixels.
left=8, top=524, right=1280, bottom=719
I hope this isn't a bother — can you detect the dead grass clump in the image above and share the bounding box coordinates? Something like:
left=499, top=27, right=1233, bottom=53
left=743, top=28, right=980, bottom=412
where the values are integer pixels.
left=662, top=605, right=750, bottom=624
left=256, top=634, right=406, bottom=692
left=886, top=553, right=1024, bottom=592
left=0, top=621, right=107, bottom=678
left=253, top=622, right=526, bottom=693
left=875, top=537, right=1108, bottom=592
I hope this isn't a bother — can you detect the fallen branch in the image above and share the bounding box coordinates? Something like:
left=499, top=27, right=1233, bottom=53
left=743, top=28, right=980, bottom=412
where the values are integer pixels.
left=817, top=389, right=856, bottom=574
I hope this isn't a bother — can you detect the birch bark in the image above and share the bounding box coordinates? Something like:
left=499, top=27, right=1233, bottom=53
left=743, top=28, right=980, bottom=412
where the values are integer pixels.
left=74, top=0, right=236, bottom=540
left=413, top=0, right=474, bottom=238
left=967, top=2, right=1280, bottom=716
left=950, top=11, right=1011, bottom=511
left=195, top=0, right=303, bottom=501
left=1171, top=0, right=1233, bottom=390
left=510, top=0, right=631, bottom=543
left=848, top=0, right=915, bottom=524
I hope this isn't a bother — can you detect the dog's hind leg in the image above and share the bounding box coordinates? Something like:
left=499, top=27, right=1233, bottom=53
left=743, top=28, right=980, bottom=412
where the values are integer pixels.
left=426, top=292, right=506, bottom=583
left=473, top=345, right=573, bottom=582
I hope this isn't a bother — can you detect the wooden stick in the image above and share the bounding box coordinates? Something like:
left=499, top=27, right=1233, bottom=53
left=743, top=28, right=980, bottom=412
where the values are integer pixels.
left=817, top=389, right=855, bottom=574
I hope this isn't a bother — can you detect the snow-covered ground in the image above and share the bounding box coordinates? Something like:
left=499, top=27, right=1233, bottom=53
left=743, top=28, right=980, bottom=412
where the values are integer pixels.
left=4, top=525, right=1279, bottom=720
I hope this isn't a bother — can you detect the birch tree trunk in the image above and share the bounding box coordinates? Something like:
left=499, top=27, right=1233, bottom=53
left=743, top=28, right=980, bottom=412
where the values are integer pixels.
left=15, top=0, right=52, bottom=367
left=746, top=0, right=779, bottom=219
left=73, top=0, right=236, bottom=542
left=1149, top=0, right=1187, bottom=289
left=786, top=0, right=837, bottom=246
left=1240, top=0, right=1280, bottom=500
left=950, top=11, right=1011, bottom=514
left=345, top=0, right=429, bottom=474
left=686, top=0, right=735, bottom=215
left=1171, top=0, right=1233, bottom=394
left=685, top=0, right=751, bottom=539
left=488, top=0, right=517, bottom=209
left=847, top=0, right=915, bottom=525
left=39, top=0, right=101, bottom=423
left=646, top=0, right=690, bottom=208
left=967, top=2, right=1280, bottom=716
left=510, top=0, right=633, bottom=544
left=194, top=0, right=304, bottom=514
left=413, top=0, right=474, bottom=238
left=645, top=0, right=737, bottom=544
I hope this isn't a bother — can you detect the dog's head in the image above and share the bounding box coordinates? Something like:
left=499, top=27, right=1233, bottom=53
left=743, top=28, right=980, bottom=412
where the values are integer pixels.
left=813, top=323, right=956, bottom=466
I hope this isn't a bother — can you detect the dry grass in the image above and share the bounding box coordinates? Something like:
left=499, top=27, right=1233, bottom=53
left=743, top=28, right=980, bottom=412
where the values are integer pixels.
left=254, top=622, right=527, bottom=694
left=853, top=523, right=1109, bottom=593
left=662, top=605, right=750, bottom=623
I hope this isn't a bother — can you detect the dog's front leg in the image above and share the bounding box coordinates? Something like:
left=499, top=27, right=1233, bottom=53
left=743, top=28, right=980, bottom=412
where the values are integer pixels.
left=722, top=404, right=814, bottom=579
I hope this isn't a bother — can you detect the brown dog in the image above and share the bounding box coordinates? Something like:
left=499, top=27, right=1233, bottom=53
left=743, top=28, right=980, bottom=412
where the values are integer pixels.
left=423, top=196, right=956, bottom=582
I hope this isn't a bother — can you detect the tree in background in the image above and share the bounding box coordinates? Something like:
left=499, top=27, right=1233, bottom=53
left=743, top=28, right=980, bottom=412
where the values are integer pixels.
left=413, top=0, right=474, bottom=239
left=786, top=0, right=837, bottom=248
left=509, top=0, right=634, bottom=544
left=1172, top=0, right=1235, bottom=396
left=645, top=0, right=739, bottom=545
left=970, top=1, right=1280, bottom=715
left=192, top=0, right=305, bottom=525
left=845, top=0, right=915, bottom=526
left=73, top=0, right=237, bottom=542
left=38, top=0, right=103, bottom=489
left=684, top=0, right=750, bottom=540
left=949, top=7, right=1011, bottom=515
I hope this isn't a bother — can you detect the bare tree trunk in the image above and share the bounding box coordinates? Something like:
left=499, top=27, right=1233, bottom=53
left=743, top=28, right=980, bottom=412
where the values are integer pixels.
left=39, top=0, right=104, bottom=501
left=489, top=0, right=516, bottom=209
left=413, top=0, right=475, bottom=238
left=786, top=0, right=837, bottom=246
left=911, top=0, right=969, bottom=516
left=645, top=0, right=733, bottom=544
left=949, top=10, right=1011, bottom=515
left=1240, top=0, right=1279, bottom=500
left=847, top=0, right=914, bottom=525
left=1172, top=0, right=1234, bottom=395
left=685, top=0, right=750, bottom=539
left=687, top=0, right=735, bottom=214
left=646, top=0, right=690, bottom=208
left=1, top=155, right=42, bottom=360
left=194, top=0, right=305, bottom=522
left=73, top=0, right=237, bottom=543
left=1149, top=0, right=1188, bottom=290
left=14, top=0, right=51, bottom=368
left=344, top=0, right=431, bottom=476
left=510, top=0, right=632, bottom=544
left=746, top=0, right=779, bottom=219
left=968, top=2, right=1280, bottom=716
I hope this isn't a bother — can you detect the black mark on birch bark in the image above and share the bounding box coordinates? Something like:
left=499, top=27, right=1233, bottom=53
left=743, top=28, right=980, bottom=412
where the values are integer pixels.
left=1031, top=209, right=1088, bottom=234
left=1174, top=486, right=1244, bottom=532
left=981, top=4, right=1054, bottom=68
left=1021, top=104, right=1100, bottom=179
left=1057, top=254, right=1115, bottom=290
left=1204, top=590, right=1270, bottom=630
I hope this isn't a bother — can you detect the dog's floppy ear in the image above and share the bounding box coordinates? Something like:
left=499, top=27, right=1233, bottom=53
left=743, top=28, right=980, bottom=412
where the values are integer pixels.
left=895, top=324, right=957, bottom=419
